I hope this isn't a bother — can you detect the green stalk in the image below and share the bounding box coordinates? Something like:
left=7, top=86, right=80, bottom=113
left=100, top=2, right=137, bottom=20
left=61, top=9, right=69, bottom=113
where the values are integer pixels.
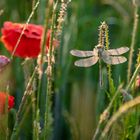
left=100, top=95, right=140, bottom=140
left=32, top=0, right=36, bottom=10
left=10, top=67, right=37, bottom=140
left=99, top=59, right=103, bottom=87
left=97, top=64, right=140, bottom=140
left=10, top=0, right=40, bottom=60
left=17, top=67, right=37, bottom=119
left=5, top=86, right=10, bottom=140
left=126, top=64, right=140, bottom=91
left=105, top=22, right=115, bottom=95
left=32, top=91, right=36, bottom=140
left=11, top=97, right=34, bottom=140
left=43, top=2, right=58, bottom=139
left=127, top=0, right=139, bottom=83
left=35, top=0, right=54, bottom=139
left=92, top=84, right=123, bottom=140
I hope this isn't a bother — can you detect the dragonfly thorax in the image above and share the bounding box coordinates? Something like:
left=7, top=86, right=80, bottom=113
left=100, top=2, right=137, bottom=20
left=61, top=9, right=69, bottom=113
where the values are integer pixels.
left=95, top=44, right=104, bottom=57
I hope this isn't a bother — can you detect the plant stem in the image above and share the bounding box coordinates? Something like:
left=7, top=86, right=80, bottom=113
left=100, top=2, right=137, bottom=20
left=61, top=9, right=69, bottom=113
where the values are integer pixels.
left=34, top=0, right=53, bottom=138
left=92, top=84, right=122, bottom=140
left=10, top=67, right=37, bottom=139
left=17, top=67, right=37, bottom=119
left=10, top=0, right=40, bottom=59
left=43, top=2, right=58, bottom=139
left=99, top=59, right=103, bottom=87
left=100, top=95, right=140, bottom=140
left=104, top=22, right=115, bottom=95
left=11, top=97, right=34, bottom=140
left=127, top=0, right=139, bottom=83
left=98, top=63, right=140, bottom=140
left=126, top=64, right=140, bottom=91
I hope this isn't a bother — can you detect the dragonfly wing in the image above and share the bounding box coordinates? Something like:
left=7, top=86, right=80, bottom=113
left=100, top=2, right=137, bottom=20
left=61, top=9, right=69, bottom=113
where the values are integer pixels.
left=70, top=50, right=94, bottom=57
left=74, top=56, right=99, bottom=67
left=106, top=47, right=129, bottom=55
left=110, top=56, right=127, bottom=64
left=102, top=55, right=127, bottom=64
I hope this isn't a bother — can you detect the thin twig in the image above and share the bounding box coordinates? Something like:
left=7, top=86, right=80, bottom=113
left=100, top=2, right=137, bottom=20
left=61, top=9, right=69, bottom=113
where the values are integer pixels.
left=100, top=96, right=140, bottom=140
left=127, top=0, right=139, bottom=83
left=16, top=67, right=37, bottom=119
left=11, top=97, right=35, bottom=140
left=10, top=67, right=37, bottom=139
left=126, top=64, right=140, bottom=91
left=92, top=84, right=123, bottom=140
left=10, top=0, right=40, bottom=59
left=35, top=0, right=53, bottom=138
left=43, top=1, right=57, bottom=139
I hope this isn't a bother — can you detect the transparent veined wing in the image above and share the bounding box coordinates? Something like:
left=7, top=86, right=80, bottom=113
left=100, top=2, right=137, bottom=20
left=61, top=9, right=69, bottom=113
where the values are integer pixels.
left=102, top=56, right=127, bottom=64
left=106, top=47, right=129, bottom=55
left=70, top=50, right=94, bottom=57
left=74, top=56, right=99, bottom=67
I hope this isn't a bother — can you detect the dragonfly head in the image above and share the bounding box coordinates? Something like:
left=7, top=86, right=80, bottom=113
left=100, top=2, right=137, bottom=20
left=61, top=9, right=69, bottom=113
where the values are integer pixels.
left=95, top=44, right=103, bottom=49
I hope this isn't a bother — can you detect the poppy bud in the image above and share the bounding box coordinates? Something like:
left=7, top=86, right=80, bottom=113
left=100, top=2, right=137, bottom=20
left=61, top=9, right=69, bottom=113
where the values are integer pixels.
left=0, top=55, right=10, bottom=71
left=135, top=74, right=140, bottom=88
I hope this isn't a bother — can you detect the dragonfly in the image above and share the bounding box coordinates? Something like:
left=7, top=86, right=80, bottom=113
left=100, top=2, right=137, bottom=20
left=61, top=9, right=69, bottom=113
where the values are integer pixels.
left=70, top=45, right=129, bottom=67
left=70, top=44, right=129, bottom=86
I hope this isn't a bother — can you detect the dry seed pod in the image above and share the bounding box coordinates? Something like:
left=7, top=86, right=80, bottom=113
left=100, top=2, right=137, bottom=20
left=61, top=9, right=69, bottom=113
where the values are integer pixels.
left=46, top=65, right=52, bottom=78
left=56, top=0, right=70, bottom=36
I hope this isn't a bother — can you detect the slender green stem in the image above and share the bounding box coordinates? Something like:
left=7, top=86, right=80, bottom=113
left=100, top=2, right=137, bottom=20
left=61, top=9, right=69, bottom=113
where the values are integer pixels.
left=10, top=97, right=34, bottom=140
left=10, top=67, right=37, bottom=139
left=10, top=0, right=40, bottom=59
left=32, top=0, right=36, bottom=10
left=97, top=64, right=140, bottom=140
left=34, top=0, right=52, bottom=138
left=100, top=95, right=140, bottom=140
left=126, top=64, right=140, bottom=91
left=32, top=91, right=36, bottom=140
left=43, top=2, right=58, bottom=139
left=17, top=67, right=37, bottom=119
left=5, top=86, right=10, bottom=140
left=35, top=76, right=41, bottom=139
left=34, top=0, right=55, bottom=139
left=16, top=103, right=32, bottom=138
left=92, top=84, right=123, bottom=140
left=127, top=0, right=139, bottom=83
left=99, top=59, right=103, bottom=87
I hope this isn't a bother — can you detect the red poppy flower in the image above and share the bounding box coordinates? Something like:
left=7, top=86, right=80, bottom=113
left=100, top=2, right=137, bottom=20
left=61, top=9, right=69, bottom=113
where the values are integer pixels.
left=1, top=21, right=57, bottom=58
left=0, top=92, right=14, bottom=114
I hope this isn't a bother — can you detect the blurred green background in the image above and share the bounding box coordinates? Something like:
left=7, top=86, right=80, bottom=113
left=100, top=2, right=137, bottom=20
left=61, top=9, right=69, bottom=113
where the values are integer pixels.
left=0, top=0, right=140, bottom=140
